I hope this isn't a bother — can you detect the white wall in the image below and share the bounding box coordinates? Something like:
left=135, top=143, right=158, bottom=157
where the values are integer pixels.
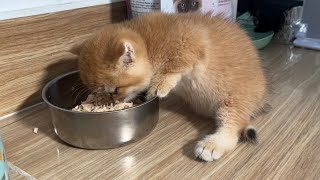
left=0, top=0, right=124, bottom=20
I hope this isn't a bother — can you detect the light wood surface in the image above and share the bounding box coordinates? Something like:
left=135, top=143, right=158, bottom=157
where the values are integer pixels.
left=0, top=3, right=127, bottom=116
left=1, top=43, right=320, bottom=179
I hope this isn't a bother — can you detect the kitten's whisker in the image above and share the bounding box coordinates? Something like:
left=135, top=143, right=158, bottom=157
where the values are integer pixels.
left=74, top=88, right=90, bottom=104
left=73, top=83, right=85, bottom=88
left=71, top=86, right=87, bottom=96
left=71, top=83, right=86, bottom=91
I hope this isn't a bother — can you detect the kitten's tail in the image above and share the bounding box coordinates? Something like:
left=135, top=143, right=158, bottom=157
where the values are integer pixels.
left=240, top=125, right=257, bottom=143
left=251, top=103, right=272, bottom=120
left=240, top=103, right=271, bottom=143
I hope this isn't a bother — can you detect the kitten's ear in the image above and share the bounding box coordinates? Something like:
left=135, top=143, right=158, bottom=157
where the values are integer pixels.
left=70, top=36, right=93, bottom=55
left=120, top=41, right=135, bottom=66
left=69, top=42, right=83, bottom=56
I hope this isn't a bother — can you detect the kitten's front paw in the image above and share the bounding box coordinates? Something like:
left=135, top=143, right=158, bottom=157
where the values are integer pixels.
left=146, top=82, right=172, bottom=100
left=195, top=133, right=238, bottom=161
left=146, top=86, right=170, bottom=100
left=146, top=86, right=157, bottom=100
left=156, top=86, right=171, bottom=98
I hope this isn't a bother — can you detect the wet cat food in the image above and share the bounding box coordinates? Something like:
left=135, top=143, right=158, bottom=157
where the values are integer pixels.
left=72, top=93, right=134, bottom=112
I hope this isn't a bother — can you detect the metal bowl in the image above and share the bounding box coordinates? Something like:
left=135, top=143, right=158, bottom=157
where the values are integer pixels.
left=42, top=71, right=159, bottom=149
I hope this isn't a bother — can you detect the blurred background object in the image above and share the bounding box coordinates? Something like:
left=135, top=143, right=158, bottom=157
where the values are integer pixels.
left=293, top=0, right=320, bottom=50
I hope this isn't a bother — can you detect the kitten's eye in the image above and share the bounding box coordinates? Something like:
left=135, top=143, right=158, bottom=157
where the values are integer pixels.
left=179, top=2, right=186, bottom=9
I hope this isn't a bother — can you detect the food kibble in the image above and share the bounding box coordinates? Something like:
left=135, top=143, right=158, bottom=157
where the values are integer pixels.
left=72, top=93, right=134, bottom=112
left=33, top=128, right=39, bottom=134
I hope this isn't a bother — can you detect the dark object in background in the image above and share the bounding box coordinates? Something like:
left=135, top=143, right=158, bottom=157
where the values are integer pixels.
left=237, top=0, right=303, bottom=33
left=174, top=0, right=202, bottom=13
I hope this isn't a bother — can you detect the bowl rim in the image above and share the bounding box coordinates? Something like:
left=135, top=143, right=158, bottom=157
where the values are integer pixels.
left=42, top=70, right=158, bottom=115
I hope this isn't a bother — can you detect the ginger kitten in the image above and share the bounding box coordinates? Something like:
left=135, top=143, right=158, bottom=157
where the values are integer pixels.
left=71, top=12, right=267, bottom=161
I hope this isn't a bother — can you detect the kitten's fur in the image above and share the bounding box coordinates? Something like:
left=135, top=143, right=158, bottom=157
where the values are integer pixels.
left=71, top=12, right=267, bottom=161
left=174, top=0, right=202, bottom=13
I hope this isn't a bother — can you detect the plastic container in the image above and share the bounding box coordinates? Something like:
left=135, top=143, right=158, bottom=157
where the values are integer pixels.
left=0, top=134, right=9, bottom=180
left=126, top=0, right=238, bottom=21
left=237, top=12, right=274, bottom=49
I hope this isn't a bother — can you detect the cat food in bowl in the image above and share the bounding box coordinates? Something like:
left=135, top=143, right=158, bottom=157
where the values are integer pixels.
left=42, top=71, right=159, bottom=149
left=72, top=93, right=136, bottom=112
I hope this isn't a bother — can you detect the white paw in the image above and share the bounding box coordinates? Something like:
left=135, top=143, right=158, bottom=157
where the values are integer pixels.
left=146, top=86, right=157, bottom=100
left=195, top=132, right=238, bottom=161
left=146, top=87, right=170, bottom=99
left=195, top=141, right=223, bottom=161
left=156, top=88, right=170, bottom=98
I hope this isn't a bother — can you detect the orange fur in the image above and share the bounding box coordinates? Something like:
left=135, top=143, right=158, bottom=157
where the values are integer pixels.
left=71, top=12, right=267, bottom=161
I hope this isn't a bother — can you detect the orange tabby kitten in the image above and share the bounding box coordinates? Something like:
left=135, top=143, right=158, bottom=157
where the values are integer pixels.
left=71, top=12, right=267, bottom=161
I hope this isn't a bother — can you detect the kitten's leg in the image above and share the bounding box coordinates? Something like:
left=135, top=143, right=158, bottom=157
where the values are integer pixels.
left=147, top=73, right=182, bottom=99
left=195, top=102, right=254, bottom=161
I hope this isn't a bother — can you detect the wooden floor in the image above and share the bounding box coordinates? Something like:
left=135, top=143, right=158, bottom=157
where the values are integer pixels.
left=0, top=3, right=126, bottom=116
left=1, top=42, right=320, bottom=179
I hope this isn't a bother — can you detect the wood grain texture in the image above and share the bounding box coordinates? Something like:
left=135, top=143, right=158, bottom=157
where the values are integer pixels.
left=0, top=3, right=127, bottom=116
left=7, top=170, right=26, bottom=180
left=1, top=43, right=320, bottom=179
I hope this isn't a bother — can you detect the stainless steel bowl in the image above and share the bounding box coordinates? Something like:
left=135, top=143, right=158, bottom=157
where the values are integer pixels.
left=42, top=71, right=159, bottom=149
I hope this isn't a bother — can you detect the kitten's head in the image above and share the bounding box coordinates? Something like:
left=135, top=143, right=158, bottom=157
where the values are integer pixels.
left=174, top=0, right=201, bottom=13
left=71, top=27, right=152, bottom=102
